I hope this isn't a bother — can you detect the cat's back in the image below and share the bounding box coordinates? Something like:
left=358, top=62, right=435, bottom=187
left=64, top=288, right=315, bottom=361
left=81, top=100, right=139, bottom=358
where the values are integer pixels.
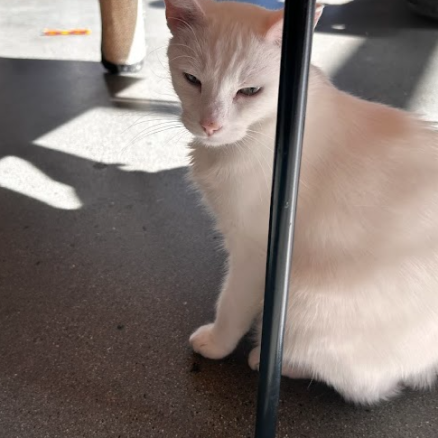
left=304, top=85, right=438, bottom=222
left=296, top=82, right=438, bottom=290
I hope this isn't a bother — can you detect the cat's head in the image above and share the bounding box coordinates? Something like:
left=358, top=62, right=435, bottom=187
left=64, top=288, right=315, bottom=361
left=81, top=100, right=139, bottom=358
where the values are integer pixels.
left=165, top=0, right=323, bottom=147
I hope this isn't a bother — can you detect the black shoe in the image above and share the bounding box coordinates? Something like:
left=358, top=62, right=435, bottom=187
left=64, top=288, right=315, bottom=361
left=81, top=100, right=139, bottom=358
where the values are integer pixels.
left=101, top=53, right=144, bottom=75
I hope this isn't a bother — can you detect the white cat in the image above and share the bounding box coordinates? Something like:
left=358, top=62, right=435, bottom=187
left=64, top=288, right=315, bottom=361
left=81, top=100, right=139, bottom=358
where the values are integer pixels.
left=164, top=0, right=438, bottom=404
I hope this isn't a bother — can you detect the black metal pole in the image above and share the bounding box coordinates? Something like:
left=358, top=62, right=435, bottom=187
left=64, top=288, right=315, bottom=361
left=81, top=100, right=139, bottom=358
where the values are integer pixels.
left=254, top=1, right=316, bottom=437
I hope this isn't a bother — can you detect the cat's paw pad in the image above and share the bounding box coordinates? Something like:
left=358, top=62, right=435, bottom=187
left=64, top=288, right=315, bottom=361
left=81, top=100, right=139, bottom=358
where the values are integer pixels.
left=189, top=324, right=232, bottom=360
left=248, top=347, right=260, bottom=371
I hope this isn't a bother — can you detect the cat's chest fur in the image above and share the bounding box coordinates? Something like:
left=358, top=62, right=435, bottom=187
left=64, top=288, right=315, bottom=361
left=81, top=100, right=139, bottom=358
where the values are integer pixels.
left=189, top=132, right=275, bottom=249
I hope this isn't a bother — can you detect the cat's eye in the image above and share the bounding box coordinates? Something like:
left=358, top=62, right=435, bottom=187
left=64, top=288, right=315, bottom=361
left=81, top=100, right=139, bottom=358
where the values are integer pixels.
left=184, top=72, right=201, bottom=86
left=238, top=87, right=261, bottom=96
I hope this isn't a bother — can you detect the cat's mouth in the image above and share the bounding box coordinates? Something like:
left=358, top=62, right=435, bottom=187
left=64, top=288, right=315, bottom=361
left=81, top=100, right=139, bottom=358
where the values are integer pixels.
left=193, top=130, right=248, bottom=147
left=198, top=135, right=230, bottom=147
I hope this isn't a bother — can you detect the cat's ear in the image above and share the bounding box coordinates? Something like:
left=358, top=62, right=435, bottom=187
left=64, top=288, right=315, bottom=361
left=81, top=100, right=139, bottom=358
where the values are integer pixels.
left=314, top=3, right=325, bottom=27
left=265, top=9, right=284, bottom=44
left=164, top=0, right=207, bottom=34
left=265, top=3, right=325, bottom=43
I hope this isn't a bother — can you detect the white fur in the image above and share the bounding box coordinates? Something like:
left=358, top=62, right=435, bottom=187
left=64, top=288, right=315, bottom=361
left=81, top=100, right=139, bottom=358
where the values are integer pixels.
left=165, top=0, right=438, bottom=404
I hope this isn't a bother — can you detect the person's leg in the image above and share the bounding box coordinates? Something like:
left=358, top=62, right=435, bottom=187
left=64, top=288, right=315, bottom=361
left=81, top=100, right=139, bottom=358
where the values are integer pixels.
left=99, top=0, right=146, bottom=74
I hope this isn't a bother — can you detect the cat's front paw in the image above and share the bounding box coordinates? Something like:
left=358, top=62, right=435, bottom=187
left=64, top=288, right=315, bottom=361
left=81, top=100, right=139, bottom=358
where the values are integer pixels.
left=248, top=347, right=260, bottom=371
left=248, top=346, right=310, bottom=379
left=189, top=323, right=234, bottom=360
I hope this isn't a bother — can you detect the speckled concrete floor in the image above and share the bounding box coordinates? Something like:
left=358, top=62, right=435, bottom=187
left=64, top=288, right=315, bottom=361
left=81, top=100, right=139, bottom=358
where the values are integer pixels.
left=1, top=0, right=438, bottom=437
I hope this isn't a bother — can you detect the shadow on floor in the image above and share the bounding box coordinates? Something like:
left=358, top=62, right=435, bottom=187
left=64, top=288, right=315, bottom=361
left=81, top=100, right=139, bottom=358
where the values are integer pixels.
left=317, top=0, right=437, bottom=37
left=315, top=0, right=438, bottom=108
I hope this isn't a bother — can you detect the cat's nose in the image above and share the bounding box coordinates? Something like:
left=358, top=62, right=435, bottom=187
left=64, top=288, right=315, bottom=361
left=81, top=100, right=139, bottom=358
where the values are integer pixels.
left=201, top=120, right=222, bottom=136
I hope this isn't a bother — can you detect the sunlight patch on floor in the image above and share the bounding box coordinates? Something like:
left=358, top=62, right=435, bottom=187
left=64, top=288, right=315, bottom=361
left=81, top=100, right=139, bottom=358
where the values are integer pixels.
left=0, top=156, right=82, bottom=210
left=33, top=107, right=190, bottom=173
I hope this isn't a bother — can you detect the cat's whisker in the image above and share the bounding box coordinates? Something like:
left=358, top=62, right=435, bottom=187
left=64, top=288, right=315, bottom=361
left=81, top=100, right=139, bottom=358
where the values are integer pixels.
left=167, top=127, right=185, bottom=144
left=119, top=129, right=182, bottom=162
left=120, top=125, right=176, bottom=155
left=128, top=117, right=180, bottom=129
left=120, top=125, right=188, bottom=159
left=152, top=93, right=179, bottom=100
left=121, top=114, right=153, bottom=135
left=130, top=123, right=183, bottom=145
left=245, top=137, right=274, bottom=155
left=166, top=17, right=203, bottom=52
left=130, top=120, right=182, bottom=134
left=148, top=50, right=172, bottom=77
left=170, top=43, right=197, bottom=54
left=130, top=126, right=184, bottom=146
left=168, top=127, right=192, bottom=151
left=245, top=134, right=275, bottom=170
left=146, top=44, right=170, bottom=57
left=169, top=55, right=197, bottom=63
left=246, top=128, right=275, bottom=143
left=149, top=70, right=172, bottom=82
left=150, top=49, right=174, bottom=80
left=134, top=121, right=183, bottom=136
left=148, top=42, right=199, bottom=65
left=255, top=121, right=276, bottom=143
left=123, top=117, right=180, bottom=134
